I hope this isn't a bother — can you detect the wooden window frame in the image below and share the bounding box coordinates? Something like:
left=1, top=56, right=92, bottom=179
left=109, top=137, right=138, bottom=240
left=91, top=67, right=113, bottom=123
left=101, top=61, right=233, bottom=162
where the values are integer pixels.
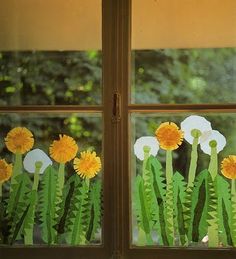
left=0, top=1, right=236, bottom=259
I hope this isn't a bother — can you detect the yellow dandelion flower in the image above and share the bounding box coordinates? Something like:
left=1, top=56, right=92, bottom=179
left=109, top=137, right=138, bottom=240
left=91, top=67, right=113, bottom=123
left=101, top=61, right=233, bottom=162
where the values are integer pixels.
left=49, top=134, right=78, bottom=164
left=5, top=127, right=34, bottom=154
left=74, top=151, right=101, bottom=179
left=155, top=122, right=184, bottom=151
left=0, top=159, right=13, bottom=183
left=221, top=155, right=236, bottom=180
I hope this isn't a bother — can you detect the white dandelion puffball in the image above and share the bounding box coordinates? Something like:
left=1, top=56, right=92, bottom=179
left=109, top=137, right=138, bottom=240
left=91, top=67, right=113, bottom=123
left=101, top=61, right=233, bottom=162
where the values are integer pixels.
left=200, top=130, right=226, bottom=155
left=134, top=136, right=159, bottom=161
left=180, top=115, right=212, bottom=144
left=23, top=148, right=52, bottom=174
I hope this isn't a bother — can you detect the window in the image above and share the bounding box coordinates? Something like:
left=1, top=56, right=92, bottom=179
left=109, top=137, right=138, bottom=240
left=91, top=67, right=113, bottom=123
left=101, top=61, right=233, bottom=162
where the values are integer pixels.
left=0, top=0, right=236, bottom=259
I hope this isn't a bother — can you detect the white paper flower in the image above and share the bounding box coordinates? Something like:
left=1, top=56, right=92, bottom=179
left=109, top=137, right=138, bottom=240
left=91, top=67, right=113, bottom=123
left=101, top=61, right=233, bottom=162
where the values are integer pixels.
left=200, top=130, right=226, bottom=155
left=180, top=115, right=212, bottom=144
left=202, top=235, right=209, bottom=243
left=134, top=136, right=159, bottom=161
left=23, top=148, right=52, bottom=174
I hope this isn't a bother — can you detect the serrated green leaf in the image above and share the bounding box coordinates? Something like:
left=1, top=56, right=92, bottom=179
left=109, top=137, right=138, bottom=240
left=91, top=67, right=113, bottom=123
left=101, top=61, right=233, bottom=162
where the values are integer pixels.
left=188, top=169, right=209, bottom=242
left=207, top=174, right=219, bottom=247
left=216, top=175, right=232, bottom=246
left=65, top=178, right=90, bottom=245
left=57, top=174, right=81, bottom=243
left=173, top=171, right=187, bottom=245
left=86, top=179, right=102, bottom=242
left=133, top=175, right=153, bottom=245
left=148, top=155, right=168, bottom=245
left=7, top=173, right=31, bottom=244
left=39, top=165, right=57, bottom=244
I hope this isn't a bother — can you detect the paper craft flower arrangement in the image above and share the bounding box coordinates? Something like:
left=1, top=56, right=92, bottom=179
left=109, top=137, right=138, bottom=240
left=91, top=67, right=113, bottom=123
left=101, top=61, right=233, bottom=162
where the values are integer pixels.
left=0, top=127, right=102, bottom=245
left=133, top=115, right=236, bottom=247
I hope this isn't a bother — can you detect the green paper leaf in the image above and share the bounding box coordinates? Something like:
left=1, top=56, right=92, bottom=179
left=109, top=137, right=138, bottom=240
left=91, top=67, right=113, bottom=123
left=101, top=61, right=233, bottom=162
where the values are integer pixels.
left=188, top=169, right=209, bottom=243
left=57, top=174, right=80, bottom=240
left=165, top=180, right=174, bottom=246
left=7, top=173, right=31, bottom=244
left=65, top=178, right=90, bottom=245
left=39, top=165, right=57, bottom=244
left=22, top=190, right=38, bottom=245
left=207, top=174, right=219, bottom=247
left=86, top=179, right=102, bottom=242
left=173, top=171, right=187, bottom=245
left=231, top=187, right=236, bottom=246
left=216, top=175, right=232, bottom=246
left=133, top=175, right=153, bottom=245
left=148, top=155, right=168, bottom=245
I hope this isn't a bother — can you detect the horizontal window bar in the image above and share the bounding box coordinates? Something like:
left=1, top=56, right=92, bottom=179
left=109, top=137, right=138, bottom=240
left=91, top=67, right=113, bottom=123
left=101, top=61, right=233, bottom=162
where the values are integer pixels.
left=128, top=104, right=236, bottom=113
left=0, top=105, right=103, bottom=113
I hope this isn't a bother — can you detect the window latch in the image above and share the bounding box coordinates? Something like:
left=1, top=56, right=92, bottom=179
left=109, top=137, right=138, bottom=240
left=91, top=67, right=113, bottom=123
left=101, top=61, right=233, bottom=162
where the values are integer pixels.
left=112, top=92, right=121, bottom=123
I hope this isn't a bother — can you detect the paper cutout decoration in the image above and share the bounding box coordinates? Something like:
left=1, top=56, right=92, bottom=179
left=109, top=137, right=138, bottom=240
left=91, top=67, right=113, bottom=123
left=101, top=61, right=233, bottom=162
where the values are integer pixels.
left=0, top=128, right=102, bottom=246
left=133, top=115, right=236, bottom=247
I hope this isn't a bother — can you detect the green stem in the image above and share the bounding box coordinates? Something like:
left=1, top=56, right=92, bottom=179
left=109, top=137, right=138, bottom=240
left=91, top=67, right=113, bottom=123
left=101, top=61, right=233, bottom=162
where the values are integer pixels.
left=32, top=162, right=42, bottom=191
left=85, top=178, right=90, bottom=189
left=58, top=163, right=65, bottom=197
left=232, top=179, right=236, bottom=196
left=165, top=150, right=174, bottom=246
left=208, top=146, right=218, bottom=180
left=188, top=137, right=199, bottom=187
left=24, top=162, right=42, bottom=245
left=166, top=150, right=173, bottom=186
left=11, top=153, right=22, bottom=189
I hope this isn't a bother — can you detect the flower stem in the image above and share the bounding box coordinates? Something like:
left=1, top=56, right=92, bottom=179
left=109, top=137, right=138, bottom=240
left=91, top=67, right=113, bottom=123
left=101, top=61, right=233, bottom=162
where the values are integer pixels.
left=188, top=137, right=199, bottom=187
left=32, top=162, right=42, bottom=191
left=165, top=150, right=174, bottom=246
left=166, top=150, right=173, bottom=185
left=208, top=146, right=218, bottom=180
left=11, top=153, right=22, bottom=189
left=232, top=179, right=236, bottom=196
left=85, top=178, right=90, bottom=189
left=24, top=162, right=43, bottom=245
left=58, top=163, right=65, bottom=197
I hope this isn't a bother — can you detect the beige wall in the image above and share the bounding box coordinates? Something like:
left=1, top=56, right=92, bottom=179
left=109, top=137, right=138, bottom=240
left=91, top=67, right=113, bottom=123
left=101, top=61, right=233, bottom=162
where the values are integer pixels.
left=0, top=0, right=235, bottom=50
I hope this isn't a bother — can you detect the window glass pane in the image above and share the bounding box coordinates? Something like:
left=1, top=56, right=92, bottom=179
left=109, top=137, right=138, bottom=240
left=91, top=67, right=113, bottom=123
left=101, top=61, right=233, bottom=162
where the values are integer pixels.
left=131, top=48, right=236, bottom=104
left=131, top=112, right=236, bottom=247
left=0, top=0, right=102, bottom=105
left=0, top=113, right=103, bottom=246
left=132, top=0, right=236, bottom=104
left=0, top=51, right=102, bottom=105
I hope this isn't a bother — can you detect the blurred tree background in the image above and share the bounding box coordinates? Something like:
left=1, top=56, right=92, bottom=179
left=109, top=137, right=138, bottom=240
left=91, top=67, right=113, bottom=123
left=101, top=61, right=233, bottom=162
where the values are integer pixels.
left=0, top=48, right=235, bottom=178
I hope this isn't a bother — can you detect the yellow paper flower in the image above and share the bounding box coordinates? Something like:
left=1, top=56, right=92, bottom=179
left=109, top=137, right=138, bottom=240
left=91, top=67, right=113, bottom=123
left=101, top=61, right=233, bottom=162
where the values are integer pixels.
left=0, top=159, right=13, bottom=183
left=74, top=151, right=101, bottom=179
left=5, top=127, right=34, bottom=154
left=49, top=134, right=78, bottom=163
left=221, top=155, right=236, bottom=180
left=155, top=122, right=184, bottom=150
